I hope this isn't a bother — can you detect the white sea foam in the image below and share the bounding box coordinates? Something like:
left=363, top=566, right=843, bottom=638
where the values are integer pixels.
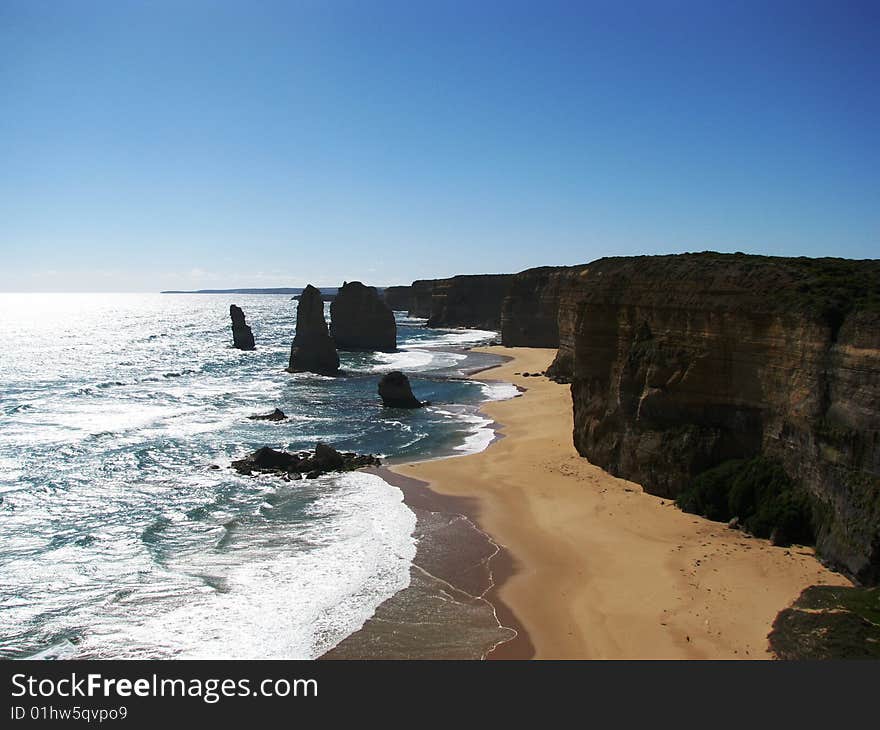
left=66, top=472, right=416, bottom=659
left=369, top=348, right=467, bottom=373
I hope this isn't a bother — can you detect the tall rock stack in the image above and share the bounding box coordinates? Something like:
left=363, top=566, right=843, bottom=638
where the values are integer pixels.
left=288, top=285, right=340, bottom=375
left=229, top=304, right=255, bottom=350
left=330, top=281, right=397, bottom=351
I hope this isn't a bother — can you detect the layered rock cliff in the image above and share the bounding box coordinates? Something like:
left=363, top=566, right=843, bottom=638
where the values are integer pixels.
left=382, top=286, right=413, bottom=312
left=550, top=253, right=880, bottom=583
left=229, top=304, right=255, bottom=350
left=409, top=280, right=435, bottom=318
left=288, top=284, right=340, bottom=375
left=425, top=274, right=513, bottom=329
left=330, top=281, right=397, bottom=351
left=501, top=265, right=587, bottom=347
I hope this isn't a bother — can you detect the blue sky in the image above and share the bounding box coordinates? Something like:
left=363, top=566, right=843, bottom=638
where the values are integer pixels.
left=1, top=0, right=877, bottom=291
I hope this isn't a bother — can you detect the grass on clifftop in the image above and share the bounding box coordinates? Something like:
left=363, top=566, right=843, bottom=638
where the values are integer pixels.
left=769, top=585, right=880, bottom=660
left=676, top=456, right=815, bottom=546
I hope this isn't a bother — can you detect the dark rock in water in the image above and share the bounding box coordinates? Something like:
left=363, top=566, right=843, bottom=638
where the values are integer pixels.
left=230, top=304, right=256, bottom=350
left=330, top=281, right=397, bottom=351
left=378, top=371, right=424, bottom=408
left=288, top=285, right=340, bottom=375
left=248, top=408, right=288, bottom=421
left=232, top=443, right=380, bottom=479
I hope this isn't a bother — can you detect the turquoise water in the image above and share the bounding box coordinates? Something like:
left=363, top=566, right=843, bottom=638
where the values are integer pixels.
left=0, top=293, right=514, bottom=659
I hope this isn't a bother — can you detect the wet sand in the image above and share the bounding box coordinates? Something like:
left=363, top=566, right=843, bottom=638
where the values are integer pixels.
left=389, top=346, right=851, bottom=659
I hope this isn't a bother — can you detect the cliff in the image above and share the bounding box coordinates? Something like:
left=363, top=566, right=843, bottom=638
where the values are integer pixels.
left=409, top=280, right=435, bottom=317
left=550, top=253, right=880, bottom=583
left=330, top=281, right=397, bottom=351
left=425, top=274, right=513, bottom=329
left=501, top=265, right=587, bottom=347
left=382, top=285, right=413, bottom=312
left=288, top=285, right=340, bottom=375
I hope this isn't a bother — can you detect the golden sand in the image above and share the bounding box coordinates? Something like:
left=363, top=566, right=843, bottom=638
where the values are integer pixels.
left=392, top=346, right=850, bottom=659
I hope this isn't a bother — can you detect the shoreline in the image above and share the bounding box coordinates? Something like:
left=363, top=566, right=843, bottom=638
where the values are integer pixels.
left=321, top=463, right=532, bottom=659
left=384, top=346, right=852, bottom=659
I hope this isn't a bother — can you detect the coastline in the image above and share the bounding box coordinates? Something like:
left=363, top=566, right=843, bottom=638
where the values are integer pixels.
left=377, top=346, right=851, bottom=659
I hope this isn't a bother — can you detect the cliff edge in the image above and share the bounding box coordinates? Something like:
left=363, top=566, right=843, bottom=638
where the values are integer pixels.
left=549, top=253, right=880, bottom=583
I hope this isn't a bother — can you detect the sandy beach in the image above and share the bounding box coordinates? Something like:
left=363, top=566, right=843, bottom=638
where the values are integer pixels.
left=392, top=346, right=852, bottom=659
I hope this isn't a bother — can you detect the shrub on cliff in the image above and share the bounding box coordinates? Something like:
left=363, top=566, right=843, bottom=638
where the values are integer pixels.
left=677, top=456, right=815, bottom=546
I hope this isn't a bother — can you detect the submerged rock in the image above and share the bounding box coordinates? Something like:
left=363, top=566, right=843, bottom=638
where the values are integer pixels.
left=231, top=443, right=380, bottom=478
left=230, top=304, right=255, bottom=350
left=378, top=371, right=424, bottom=408
left=288, top=284, right=340, bottom=375
left=330, top=281, right=397, bottom=351
left=248, top=408, right=288, bottom=421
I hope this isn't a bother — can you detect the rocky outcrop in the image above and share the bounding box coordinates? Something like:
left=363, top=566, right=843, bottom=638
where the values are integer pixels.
left=378, top=371, right=424, bottom=408
left=383, top=286, right=413, bottom=312
left=769, top=585, right=880, bottom=659
left=426, top=274, right=513, bottom=329
left=288, top=284, right=340, bottom=375
left=229, top=304, right=255, bottom=350
left=330, top=281, right=397, bottom=351
left=248, top=408, right=287, bottom=421
left=551, top=253, right=880, bottom=583
left=232, top=443, right=381, bottom=479
left=501, top=265, right=587, bottom=347
left=409, top=280, right=435, bottom=317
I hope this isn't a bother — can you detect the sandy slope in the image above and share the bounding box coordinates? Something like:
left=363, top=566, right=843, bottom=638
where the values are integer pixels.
left=392, top=346, right=851, bottom=659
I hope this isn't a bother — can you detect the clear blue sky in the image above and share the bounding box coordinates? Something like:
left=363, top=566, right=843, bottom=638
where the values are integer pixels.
left=1, top=0, right=877, bottom=292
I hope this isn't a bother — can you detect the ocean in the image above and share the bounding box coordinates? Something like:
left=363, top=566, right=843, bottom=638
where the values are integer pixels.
left=0, top=293, right=517, bottom=659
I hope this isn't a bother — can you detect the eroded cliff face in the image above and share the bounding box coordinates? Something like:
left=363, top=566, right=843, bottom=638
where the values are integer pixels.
left=551, top=254, right=880, bottom=583
left=409, top=280, right=435, bottom=318
left=425, top=274, right=513, bottom=330
left=501, top=265, right=587, bottom=347
left=383, top=285, right=413, bottom=312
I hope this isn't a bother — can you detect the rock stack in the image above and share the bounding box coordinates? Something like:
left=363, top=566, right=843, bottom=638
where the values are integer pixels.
left=330, top=281, right=397, bottom=351
left=288, top=285, right=340, bottom=375
left=378, top=371, right=424, bottom=408
left=230, top=304, right=255, bottom=350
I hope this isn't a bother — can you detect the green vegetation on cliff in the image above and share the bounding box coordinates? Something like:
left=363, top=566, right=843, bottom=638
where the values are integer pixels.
left=676, top=456, right=815, bottom=546
left=769, top=585, right=880, bottom=659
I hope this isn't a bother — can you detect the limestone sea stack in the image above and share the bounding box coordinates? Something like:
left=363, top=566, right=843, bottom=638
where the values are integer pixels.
left=378, top=371, right=424, bottom=408
left=288, top=284, right=340, bottom=375
left=229, top=304, right=255, bottom=350
left=330, top=281, right=397, bottom=351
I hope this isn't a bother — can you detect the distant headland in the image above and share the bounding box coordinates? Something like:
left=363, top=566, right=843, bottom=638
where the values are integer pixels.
left=160, top=287, right=340, bottom=295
